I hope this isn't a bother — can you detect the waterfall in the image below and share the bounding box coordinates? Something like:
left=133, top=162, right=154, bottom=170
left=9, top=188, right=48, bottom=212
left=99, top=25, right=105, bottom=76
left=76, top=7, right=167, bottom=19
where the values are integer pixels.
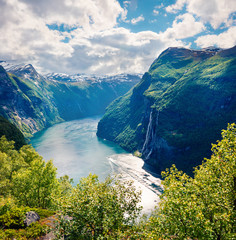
left=142, top=109, right=153, bottom=154
left=142, top=109, right=160, bottom=159
left=156, top=110, right=159, bottom=127
left=76, top=102, right=83, bottom=113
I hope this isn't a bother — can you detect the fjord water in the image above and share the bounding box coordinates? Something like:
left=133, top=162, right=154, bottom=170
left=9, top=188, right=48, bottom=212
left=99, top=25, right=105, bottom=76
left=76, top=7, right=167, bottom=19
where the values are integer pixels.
left=31, top=116, right=127, bottom=182
left=31, top=116, right=162, bottom=214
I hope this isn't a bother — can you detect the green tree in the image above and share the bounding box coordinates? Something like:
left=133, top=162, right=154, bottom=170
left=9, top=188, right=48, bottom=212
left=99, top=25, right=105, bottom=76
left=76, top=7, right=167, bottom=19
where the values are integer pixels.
left=58, top=175, right=74, bottom=196
left=12, top=157, right=58, bottom=208
left=146, top=123, right=236, bottom=240
left=56, top=174, right=142, bottom=239
left=0, top=136, right=25, bottom=195
left=0, top=116, right=26, bottom=150
left=0, top=136, right=59, bottom=208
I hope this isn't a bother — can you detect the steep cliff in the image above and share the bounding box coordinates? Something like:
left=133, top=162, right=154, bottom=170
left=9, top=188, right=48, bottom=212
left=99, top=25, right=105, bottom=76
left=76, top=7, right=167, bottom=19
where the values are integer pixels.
left=0, top=65, right=61, bottom=137
left=97, top=46, right=236, bottom=174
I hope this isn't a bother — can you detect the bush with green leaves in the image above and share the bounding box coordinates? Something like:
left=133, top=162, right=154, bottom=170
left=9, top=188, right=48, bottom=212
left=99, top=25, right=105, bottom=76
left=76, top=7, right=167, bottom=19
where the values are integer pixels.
left=0, top=197, right=50, bottom=239
left=0, top=205, right=26, bottom=229
left=0, top=222, right=48, bottom=239
left=146, top=123, right=236, bottom=240
left=0, top=136, right=60, bottom=209
left=55, top=174, right=142, bottom=239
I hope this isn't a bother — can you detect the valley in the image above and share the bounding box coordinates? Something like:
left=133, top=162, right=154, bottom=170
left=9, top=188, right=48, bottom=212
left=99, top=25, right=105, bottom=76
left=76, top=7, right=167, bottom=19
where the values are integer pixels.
left=0, top=62, right=141, bottom=138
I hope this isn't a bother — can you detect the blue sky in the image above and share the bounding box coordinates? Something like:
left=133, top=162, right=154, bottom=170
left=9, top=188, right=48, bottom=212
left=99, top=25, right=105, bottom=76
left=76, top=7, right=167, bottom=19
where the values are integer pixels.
left=0, top=0, right=235, bottom=75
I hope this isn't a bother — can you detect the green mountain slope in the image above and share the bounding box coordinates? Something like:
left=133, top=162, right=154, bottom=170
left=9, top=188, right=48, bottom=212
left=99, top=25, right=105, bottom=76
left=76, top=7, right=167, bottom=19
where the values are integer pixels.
left=0, top=65, right=61, bottom=138
left=0, top=116, right=26, bottom=149
left=97, top=46, right=236, bottom=174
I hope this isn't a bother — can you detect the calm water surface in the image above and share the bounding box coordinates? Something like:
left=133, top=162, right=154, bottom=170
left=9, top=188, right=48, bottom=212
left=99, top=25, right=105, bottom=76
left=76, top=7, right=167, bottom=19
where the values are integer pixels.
left=31, top=116, right=127, bottom=183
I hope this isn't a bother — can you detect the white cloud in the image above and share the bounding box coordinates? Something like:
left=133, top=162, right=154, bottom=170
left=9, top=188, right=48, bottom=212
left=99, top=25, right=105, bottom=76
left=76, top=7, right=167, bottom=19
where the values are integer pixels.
left=166, top=0, right=236, bottom=29
left=158, top=13, right=205, bottom=40
left=195, top=26, right=236, bottom=48
left=153, top=3, right=164, bottom=15
left=153, top=10, right=159, bottom=16
left=0, top=0, right=176, bottom=75
left=0, top=0, right=74, bottom=61
left=64, top=28, right=169, bottom=75
left=3, top=0, right=230, bottom=76
left=0, top=0, right=134, bottom=74
left=166, top=0, right=187, bottom=13
left=131, top=15, right=145, bottom=24
left=155, top=3, right=164, bottom=9
left=123, top=1, right=131, bottom=8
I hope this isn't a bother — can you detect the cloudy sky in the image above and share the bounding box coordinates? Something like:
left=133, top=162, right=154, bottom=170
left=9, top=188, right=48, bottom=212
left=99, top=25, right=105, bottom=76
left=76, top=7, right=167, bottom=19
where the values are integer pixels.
left=0, top=0, right=235, bottom=75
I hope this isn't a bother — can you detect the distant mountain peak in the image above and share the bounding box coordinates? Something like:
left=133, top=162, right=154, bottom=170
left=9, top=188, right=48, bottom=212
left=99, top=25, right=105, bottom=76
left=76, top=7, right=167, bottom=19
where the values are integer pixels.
left=45, top=72, right=142, bottom=83
left=1, top=61, right=42, bottom=82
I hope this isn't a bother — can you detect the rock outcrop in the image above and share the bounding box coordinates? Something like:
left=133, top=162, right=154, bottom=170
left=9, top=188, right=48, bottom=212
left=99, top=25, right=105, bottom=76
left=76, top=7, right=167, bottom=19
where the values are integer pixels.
left=24, top=211, right=40, bottom=226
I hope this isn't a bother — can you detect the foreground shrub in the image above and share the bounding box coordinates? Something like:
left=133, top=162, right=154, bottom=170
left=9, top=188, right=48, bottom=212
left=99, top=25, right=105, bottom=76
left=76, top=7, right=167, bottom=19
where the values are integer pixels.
left=0, top=222, right=47, bottom=239
left=55, top=174, right=142, bottom=239
left=146, top=123, right=236, bottom=240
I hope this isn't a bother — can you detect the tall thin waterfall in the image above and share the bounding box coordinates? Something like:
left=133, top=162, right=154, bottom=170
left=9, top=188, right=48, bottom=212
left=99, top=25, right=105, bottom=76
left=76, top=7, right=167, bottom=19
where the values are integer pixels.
left=142, top=109, right=153, bottom=154
left=142, top=109, right=160, bottom=159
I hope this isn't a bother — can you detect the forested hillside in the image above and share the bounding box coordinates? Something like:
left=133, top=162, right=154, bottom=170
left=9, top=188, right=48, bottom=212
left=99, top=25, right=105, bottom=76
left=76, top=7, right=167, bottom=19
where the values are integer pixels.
left=0, top=116, right=26, bottom=149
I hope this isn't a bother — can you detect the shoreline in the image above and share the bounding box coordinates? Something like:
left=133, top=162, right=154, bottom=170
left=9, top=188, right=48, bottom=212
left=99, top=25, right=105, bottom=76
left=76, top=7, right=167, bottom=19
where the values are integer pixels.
left=108, top=154, right=163, bottom=215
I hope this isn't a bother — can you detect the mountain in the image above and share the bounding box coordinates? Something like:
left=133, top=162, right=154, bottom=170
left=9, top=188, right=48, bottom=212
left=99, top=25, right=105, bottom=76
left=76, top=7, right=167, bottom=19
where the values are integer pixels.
left=44, top=72, right=141, bottom=121
left=97, top=46, right=236, bottom=174
left=0, top=62, right=141, bottom=137
left=0, top=65, right=61, bottom=138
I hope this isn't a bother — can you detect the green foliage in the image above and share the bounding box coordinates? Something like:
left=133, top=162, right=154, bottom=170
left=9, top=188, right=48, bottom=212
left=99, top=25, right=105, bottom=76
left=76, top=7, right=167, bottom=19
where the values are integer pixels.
left=0, top=116, right=26, bottom=150
left=55, top=174, right=142, bottom=239
left=24, top=222, right=48, bottom=238
left=146, top=123, right=236, bottom=239
left=30, top=208, right=55, bottom=219
left=12, top=158, right=58, bottom=208
left=0, top=205, right=26, bottom=229
left=58, top=175, right=74, bottom=196
left=0, top=222, right=48, bottom=239
left=0, top=198, right=50, bottom=239
left=0, top=136, right=26, bottom=195
left=0, top=136, right=60, bottom=209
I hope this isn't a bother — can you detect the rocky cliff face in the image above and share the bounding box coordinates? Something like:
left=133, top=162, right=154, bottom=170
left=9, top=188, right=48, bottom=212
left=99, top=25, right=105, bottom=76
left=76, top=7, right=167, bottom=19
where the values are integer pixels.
left=97, top=46, right=236, bottom=174
left=0, top=65, right=61, bottom=137
left=0, top=63, right=141, bottom=137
